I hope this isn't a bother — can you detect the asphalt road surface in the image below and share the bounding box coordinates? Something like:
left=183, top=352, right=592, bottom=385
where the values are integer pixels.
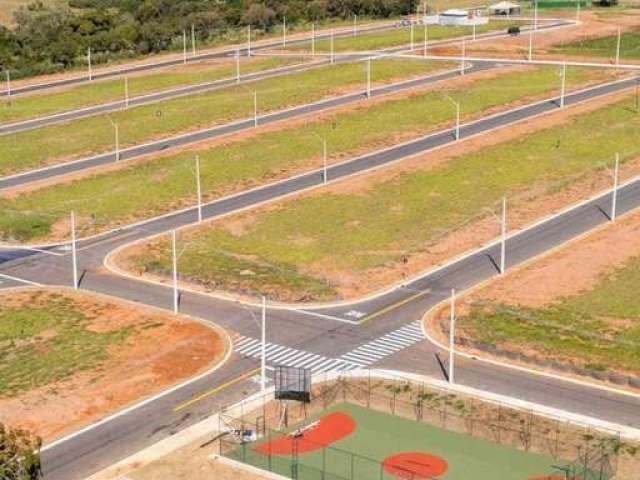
left=1, top=71, right=640, bottom=478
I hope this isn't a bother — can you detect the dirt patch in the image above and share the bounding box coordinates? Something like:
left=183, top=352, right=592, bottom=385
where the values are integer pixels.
left=0, top=287, right=228, bottom=442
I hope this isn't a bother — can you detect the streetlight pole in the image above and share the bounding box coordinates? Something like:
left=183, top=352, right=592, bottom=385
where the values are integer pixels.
left=616, top=27, right=621, bottom=66
left=114, top=122, right=120, bottom=161
left=330, top=29, right=335, bottom=64
left=473, top=23, right=476, bottom=41
left=460, top=38, right=466, bottom=76
left=528, top=29, right=534, bottom=62
left=124, top=76, right=129, bottom=109
left=172, top=230, right=179, bottom=314
left=311, top=23, right=316, bottom=57
left=612, top=153, right=619, bottom=221
left=183, top=30, right=187, bottom=64
left=423, top=24, right=428, bottom=57
left=5, top=70, right=10, bottom=98
left=191, top=24, right=196, bottom=56
left=236, top=49, right=241, bottom=83
left=323, top=138, right=328, bottom=184
left=261, top=295, right=267, bottom=392
left=282, top=16, right=287, bottom=47
left=253, top=90, right=258, bottom=127
left=410, top=22, right=415, bottom=51
left=247, top=25, right=252, bottom=57
left=70, top=211, right=78, bottom=290
left=366, top=58, right=371, bottom=98
left=576, top=0, right=581, bottom=21
left=353, top=14, right=357, bottom=36
left=195, top=155, right=203, bottom=223
left=533, top=0, right=538, bottom=31
left=500, top=196, right=507, bottom=275
left=560, top=62, right=566, bottom=108
left=87, top=47, right=93, bottom=81
left=449, top=288, right=456, bottom=384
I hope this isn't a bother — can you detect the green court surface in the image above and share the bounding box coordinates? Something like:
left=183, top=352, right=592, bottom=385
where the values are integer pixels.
left=228, top=403, right=564, bottom=479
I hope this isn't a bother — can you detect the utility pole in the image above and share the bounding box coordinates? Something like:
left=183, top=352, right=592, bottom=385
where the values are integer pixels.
left=124, top=76, right=129, bottom=109
left=616, top=27, right=621, bottom=66
left=70, top=211, right=78, bottom=290
left=612, top=153, right=619, bottom=221
left=247, top=25, right=252, bottom=57
left=330, top=29, right=335, bottom=64
left=460, top=38, right=466, bottom=75
left=253, top=90, right=258, bottom=127
left=236, top=49, right=241, bottom=83
left=322, top=138, right=328, bottom=184
left=282, top=16, right=287, bottom=47
left=87, top=47, right=93, bottom=81
left=183, top=30, right=187, bottom=64
left=449, top=288, right=456, bottom=384
left=366, top=58, right=371, bottom=98
left=172, top=230, right=179, bottom=314
left=500, top=196, right=507, bottom=275
left=528, top=29, right=534, bottom=61
left=191, top=24, right=196, bottom=57
left=261, top=295, right=267, bottom=392
left=195, top=155, right=203, bottom=223
left=311, top=23, right=316, bottom=57
left=560, top=62, right=566, bottom=108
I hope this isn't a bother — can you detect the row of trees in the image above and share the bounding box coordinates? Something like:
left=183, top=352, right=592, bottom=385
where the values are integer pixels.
left=0, top=0, right=417, bottom=79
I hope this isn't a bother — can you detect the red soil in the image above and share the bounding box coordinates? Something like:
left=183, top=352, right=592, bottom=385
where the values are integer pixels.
left=383, top=452, right=449, bottom=479
left=254, top=411, right=356, bottom=455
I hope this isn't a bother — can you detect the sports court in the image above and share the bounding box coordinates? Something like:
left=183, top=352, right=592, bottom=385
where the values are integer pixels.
left=226, top=402, right=578, bottom=479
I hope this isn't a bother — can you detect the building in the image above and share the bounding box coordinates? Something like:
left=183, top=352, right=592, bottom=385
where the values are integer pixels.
left=487, top=1, right=523, bottom=15
left=436, top=9, right=489, bottom=26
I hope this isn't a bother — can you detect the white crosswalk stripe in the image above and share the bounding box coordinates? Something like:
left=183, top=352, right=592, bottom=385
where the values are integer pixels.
left=234, top=336, right=361, bottom=373
left=338, top=320, right=425, bottom=366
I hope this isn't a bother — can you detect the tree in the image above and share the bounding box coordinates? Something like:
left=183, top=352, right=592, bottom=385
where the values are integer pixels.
left=0, top=423, right=42, bottom=480
left=242, top=3, right=277, bottom=30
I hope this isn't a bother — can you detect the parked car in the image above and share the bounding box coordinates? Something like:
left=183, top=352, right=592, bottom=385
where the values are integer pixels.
left=508, top=26, right=521, bottom=36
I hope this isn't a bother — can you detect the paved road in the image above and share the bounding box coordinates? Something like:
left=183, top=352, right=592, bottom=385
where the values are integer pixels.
left=0, top=63, right=492, bottom=190
left=2, top=71, right=640, bottom=478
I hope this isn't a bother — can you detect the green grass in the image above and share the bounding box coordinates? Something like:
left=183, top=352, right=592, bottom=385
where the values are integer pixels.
left=0, top=58, right=445, bottom=176
left=0, top=65, right=603, bottom=245
left=552, top=28, right=640, bottom=60
left=122, top=82, right=636, bottom=302
left=289, top=20, right=524, bottom=53
left=462, top=255, right=640, bottom=373
left=233, top=402, right=561, bottom=480
left=0, top=56, right=304, bottom=125
left=0, top=291, right=136, bottom=397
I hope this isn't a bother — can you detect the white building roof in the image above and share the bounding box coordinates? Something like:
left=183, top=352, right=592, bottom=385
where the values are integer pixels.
left=488, top=1, right=521, bottom=10
left=441, top=9, right=469, bottom=16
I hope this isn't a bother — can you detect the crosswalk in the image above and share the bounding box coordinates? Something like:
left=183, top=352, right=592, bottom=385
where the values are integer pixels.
left=339, top=320, right=425, bottom=367
left=234, top=320, right=425, bottom=372
left=234, top=336, right=362, bottom=374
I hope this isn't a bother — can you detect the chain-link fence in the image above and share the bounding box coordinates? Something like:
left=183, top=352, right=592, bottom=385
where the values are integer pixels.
left=218, top=371, right=629, bottom=480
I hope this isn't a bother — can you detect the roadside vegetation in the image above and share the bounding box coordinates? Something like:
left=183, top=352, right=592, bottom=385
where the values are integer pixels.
left=0, top=65, right=606, bottom=243
left=0, top=56, right=303, bottom=125
left=0, top=57, right=445, bottom=176
left=0, top=0, right=414, bottom=79
left=287, top=20, right=524, bottom=53
left=460, top=255, right=640, bottom=373
left=552, top=28, right=640, bottom=59
left=121, top=95, right=640, bottom=302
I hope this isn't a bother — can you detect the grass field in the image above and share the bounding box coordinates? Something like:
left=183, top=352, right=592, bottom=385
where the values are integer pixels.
left=0, top=58, right=446, bottom=176
left=231, top=402, right=562, bottom=480
left=0, top=66, right=605, bottom=243
left=0, top=56, right=304, bottom=125
left=0, top=290, right=135, bottom=396
left=122, top=94, right=639, bottom=302
left=461, top=255, right=640, bottom=373
left=289, top=20, right=523, bottom=53
left=552, top=29, right=640, bottom=60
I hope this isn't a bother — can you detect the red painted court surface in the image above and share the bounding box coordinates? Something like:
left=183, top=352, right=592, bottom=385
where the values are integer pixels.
left=254, top=411, right=356, bottom=455
left=383, top=452, right=449, bottom=479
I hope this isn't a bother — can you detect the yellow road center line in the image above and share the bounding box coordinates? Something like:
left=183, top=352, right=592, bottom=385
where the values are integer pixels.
left=361, top=289, right=431, bottom=324
left=173, top=367, right=261, bottom=413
